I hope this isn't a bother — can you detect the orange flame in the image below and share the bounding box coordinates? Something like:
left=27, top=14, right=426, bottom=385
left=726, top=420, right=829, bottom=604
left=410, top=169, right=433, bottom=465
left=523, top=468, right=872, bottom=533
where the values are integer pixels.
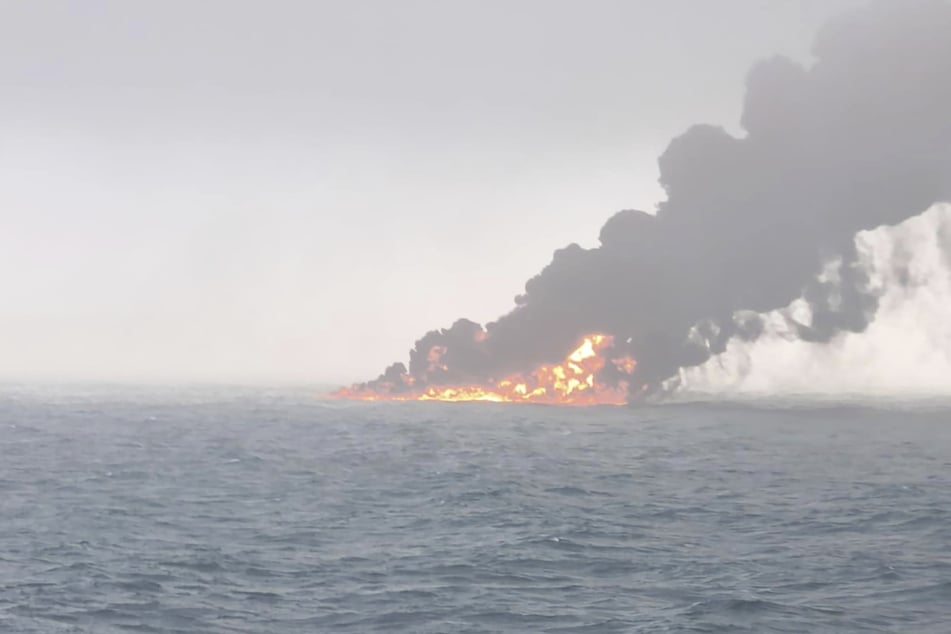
left=334, top=334, right=637, bottom=405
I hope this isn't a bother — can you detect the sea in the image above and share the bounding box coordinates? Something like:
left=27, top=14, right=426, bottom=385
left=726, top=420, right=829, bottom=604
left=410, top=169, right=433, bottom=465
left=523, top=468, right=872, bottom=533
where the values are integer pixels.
left=2, top=384, right=950, bottom=633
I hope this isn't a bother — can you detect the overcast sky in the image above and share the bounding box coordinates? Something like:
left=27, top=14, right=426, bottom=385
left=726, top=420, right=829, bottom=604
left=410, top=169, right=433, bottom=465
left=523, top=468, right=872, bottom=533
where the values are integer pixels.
left=0, top=0, right=866, bottom=384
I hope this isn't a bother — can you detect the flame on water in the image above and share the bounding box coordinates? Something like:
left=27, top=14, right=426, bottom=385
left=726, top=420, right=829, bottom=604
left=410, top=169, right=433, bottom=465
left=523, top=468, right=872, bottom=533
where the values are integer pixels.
left=333, top=334, right=637, bottom=405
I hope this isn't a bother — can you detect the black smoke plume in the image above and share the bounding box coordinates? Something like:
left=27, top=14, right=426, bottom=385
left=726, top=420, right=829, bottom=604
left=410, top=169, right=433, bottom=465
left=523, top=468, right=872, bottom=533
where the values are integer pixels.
left=351, top=0, right=951, bottom=398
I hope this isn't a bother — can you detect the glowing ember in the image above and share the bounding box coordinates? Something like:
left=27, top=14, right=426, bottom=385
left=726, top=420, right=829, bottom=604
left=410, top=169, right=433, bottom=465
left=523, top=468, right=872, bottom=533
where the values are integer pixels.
left=333, top=334, right=637, bottom=405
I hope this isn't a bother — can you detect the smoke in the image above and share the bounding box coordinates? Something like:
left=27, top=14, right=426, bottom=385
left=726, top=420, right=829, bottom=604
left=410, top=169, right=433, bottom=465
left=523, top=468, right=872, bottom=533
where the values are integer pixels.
left=672, top=203, right=951, bottom=396
left=351, top=0, right=951, bottom=398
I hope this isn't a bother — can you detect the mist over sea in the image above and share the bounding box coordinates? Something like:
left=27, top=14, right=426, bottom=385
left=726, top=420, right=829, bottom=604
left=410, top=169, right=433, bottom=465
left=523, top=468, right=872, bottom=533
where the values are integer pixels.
left=2, top=384, right=950, bottom=633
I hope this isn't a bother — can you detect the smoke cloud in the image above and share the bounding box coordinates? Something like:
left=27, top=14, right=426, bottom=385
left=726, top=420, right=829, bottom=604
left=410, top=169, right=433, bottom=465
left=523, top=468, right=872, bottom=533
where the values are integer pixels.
left=351, top=0, right=951, bottom=398
left=673, top=203, right=951, bottom=396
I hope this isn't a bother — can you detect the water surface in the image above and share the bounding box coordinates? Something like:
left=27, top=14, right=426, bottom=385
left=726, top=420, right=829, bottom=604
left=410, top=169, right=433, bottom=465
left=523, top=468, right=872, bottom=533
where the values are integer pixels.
left=2, top=385, right=950, bottom=632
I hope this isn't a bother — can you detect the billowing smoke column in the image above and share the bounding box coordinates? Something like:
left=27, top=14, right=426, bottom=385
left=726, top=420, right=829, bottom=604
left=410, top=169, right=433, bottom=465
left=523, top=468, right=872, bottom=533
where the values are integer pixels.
left=348, top=0, right=951, bottom=400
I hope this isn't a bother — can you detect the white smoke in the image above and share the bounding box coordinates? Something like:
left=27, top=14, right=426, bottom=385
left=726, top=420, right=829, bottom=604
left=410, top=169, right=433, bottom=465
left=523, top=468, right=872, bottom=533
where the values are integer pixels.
left=672, top=203, right=951, bottom=397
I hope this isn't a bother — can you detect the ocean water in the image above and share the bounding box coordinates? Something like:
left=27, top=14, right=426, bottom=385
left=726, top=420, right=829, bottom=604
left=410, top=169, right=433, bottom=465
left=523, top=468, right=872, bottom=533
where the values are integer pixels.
left=2, top=386, right=950, bottom=633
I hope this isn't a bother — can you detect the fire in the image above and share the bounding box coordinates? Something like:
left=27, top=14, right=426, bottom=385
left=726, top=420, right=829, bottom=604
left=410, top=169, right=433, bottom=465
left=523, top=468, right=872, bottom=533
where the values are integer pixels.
left=334, top=334, right=637, bottom=405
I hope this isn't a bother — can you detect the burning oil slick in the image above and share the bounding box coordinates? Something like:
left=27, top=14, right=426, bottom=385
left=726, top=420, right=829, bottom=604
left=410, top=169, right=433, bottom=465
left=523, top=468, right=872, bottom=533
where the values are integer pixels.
left=335, top=334, right=636, bottom=405
left=337, top=1, right=951, bottom=405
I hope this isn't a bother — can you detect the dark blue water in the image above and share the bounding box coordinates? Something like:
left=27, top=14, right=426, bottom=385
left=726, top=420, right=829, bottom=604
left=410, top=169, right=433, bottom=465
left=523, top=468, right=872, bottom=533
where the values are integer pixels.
left=2, top=385, right=950, bottom=633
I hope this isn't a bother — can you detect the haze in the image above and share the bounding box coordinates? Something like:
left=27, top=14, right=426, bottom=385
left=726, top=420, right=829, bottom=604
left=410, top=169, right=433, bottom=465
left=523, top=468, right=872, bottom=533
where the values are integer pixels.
left=1, top=0, right=863, bottom=384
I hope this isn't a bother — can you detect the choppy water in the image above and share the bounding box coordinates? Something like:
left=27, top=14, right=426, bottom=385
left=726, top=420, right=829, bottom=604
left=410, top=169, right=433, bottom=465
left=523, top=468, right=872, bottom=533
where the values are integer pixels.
left=2, top=385, right=950, bottom=633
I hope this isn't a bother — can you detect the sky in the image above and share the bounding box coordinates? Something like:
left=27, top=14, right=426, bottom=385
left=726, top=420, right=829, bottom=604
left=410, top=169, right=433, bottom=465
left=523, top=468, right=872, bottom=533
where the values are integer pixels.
left=0, top=0, right=866, bottom=384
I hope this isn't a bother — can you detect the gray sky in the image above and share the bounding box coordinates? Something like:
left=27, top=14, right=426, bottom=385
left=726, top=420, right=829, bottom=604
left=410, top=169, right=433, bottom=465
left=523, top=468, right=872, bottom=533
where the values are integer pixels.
left=0, top=0, right=864, bottom=384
